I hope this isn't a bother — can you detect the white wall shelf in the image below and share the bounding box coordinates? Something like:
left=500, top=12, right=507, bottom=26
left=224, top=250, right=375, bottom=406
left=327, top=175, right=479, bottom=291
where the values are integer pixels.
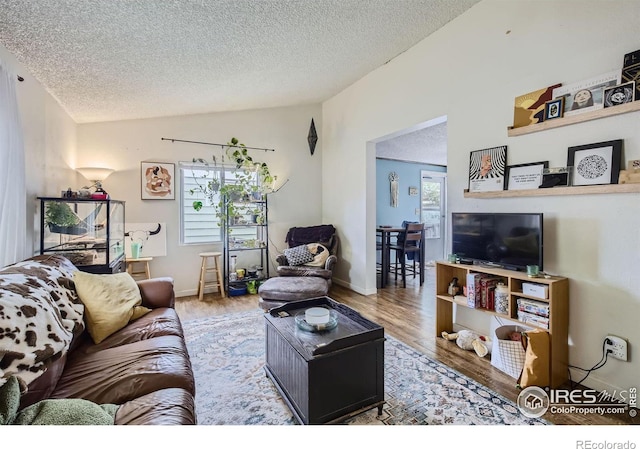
left=463, top=183, right=640, bottom=198
left=507, top=101, right=640, bottom=137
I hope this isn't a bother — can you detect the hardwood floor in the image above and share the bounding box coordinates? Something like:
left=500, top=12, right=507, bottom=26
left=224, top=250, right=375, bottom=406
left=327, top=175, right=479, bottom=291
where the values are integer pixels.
left=175, top=266, right=636, bottom=426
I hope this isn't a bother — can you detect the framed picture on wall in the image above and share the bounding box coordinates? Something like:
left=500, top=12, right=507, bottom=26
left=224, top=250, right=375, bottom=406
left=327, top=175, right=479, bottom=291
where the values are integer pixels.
left=468, top=145, right=507, bottom=193
left=141, top=162, right=175, bottom=200
left=567, top=140, right=622, bottom=186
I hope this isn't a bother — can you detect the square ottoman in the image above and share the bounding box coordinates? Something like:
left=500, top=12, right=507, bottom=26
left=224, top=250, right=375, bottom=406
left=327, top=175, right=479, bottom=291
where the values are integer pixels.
left=258, top=276, right=329, bottom=311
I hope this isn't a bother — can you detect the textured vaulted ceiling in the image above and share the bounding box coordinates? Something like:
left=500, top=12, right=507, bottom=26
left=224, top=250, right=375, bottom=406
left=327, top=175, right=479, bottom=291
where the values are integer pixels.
left=0, top=0, right=478, bottom=124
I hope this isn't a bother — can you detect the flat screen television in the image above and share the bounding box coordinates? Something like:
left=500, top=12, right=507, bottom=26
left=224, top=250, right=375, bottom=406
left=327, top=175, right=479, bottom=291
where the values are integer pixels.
left=451, top=212, right=543, bottom=271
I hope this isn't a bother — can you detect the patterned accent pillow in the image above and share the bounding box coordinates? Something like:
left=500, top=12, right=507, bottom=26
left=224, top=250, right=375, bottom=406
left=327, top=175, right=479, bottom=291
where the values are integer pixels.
left=283, top=244, right=315, bottom=266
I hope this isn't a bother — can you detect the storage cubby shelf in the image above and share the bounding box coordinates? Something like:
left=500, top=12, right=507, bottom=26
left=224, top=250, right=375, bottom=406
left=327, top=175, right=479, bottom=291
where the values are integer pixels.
left=507, top=101, right=640, bottom=137
left=435, top=261, right=569, bottom=388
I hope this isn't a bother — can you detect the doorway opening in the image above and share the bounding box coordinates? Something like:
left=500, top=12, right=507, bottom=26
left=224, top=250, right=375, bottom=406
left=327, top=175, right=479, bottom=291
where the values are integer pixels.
left=373, top=115, right=448, bottom=287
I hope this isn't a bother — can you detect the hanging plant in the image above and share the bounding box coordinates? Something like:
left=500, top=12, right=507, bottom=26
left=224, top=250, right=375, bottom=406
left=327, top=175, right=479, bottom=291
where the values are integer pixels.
left=190, top=137, right=272, bottom=227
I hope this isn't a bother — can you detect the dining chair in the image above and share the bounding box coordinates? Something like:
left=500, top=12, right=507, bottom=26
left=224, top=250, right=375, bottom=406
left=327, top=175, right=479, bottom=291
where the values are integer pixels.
left=389, top=222, right=425, bottom=287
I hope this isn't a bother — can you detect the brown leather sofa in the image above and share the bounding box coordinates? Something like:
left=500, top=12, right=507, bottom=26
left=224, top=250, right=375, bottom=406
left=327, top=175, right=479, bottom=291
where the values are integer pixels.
left=0, top=255, right=196, bottom=425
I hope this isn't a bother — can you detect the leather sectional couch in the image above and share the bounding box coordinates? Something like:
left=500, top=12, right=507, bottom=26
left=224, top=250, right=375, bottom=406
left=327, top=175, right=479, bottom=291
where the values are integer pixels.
left=0, top=255, right=196, bottom=425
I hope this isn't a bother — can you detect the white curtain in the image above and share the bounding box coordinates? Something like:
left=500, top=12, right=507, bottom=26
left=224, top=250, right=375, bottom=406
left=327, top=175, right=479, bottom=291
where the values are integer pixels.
left=0, top=59, right=27, bottom=267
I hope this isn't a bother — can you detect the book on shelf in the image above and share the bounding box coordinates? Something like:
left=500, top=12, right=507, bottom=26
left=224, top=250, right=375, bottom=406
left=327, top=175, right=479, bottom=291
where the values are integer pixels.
left=466, top=272, right=506, bottom=310
left=479, top=276, right=505, bottom=310
left=517, top=297, right=550, bottom=318
left=517, top=310, right=550, bottom=329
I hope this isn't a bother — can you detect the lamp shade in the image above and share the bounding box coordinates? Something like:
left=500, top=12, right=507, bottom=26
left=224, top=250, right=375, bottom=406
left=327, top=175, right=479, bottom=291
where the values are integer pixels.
left=76, top=167, right=114, bottom=182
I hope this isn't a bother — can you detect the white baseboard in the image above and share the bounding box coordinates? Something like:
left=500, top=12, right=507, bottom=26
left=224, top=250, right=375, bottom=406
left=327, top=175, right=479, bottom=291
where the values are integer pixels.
left=332, top=277, right=376, bottom=296
left=176, top=288, right=197, bottom=298
left=571, top=369, right=628, bottom=403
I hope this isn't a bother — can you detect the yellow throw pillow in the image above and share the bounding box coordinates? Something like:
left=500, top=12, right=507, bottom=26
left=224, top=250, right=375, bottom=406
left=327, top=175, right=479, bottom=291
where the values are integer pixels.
left=73, top=271, right=151, bottom=344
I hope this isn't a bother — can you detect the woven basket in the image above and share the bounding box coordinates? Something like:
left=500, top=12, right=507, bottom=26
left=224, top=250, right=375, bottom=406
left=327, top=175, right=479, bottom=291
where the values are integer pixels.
left=492, top=325, right=526, bottom=379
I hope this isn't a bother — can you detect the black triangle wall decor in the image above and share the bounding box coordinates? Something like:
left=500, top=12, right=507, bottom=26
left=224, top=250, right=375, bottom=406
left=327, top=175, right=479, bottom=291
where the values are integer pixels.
left=307, top=118, right=318, bottom=155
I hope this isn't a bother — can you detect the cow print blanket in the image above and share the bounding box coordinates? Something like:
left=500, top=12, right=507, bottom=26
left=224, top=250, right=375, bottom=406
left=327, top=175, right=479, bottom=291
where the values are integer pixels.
left=0, top=255, right=85, bottom=389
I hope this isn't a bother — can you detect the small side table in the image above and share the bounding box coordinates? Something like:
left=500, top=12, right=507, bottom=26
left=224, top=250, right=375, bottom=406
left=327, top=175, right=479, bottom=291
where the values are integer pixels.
left=126, top=257, right=153, bottom=280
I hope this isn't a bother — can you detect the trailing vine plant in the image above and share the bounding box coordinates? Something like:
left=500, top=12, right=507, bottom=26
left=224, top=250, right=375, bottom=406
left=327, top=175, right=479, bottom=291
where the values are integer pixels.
left=190, top=137, right=273, bottom=227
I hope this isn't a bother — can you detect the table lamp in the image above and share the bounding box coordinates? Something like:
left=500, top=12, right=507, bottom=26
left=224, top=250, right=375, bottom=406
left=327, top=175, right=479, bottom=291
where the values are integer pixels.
left=76, top=167, right=114, bottom=199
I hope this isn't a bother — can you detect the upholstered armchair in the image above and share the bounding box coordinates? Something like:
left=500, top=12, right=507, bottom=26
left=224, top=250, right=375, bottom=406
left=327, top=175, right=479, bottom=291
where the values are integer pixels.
left=258, top=225, right=339, bottom=310
left=275, top=224, right=339, bottom=285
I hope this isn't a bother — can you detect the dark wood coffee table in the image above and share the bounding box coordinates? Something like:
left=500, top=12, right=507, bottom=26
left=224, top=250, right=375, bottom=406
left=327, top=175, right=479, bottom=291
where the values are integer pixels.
left=264, top=296, right=385, bottom=425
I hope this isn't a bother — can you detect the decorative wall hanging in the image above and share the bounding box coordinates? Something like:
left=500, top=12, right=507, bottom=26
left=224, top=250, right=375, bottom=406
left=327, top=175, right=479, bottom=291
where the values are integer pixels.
left=307, top=118, right=318, bottom=155
left=468, top=146, right=507, bottom=193
left=124, top=223, right=167, bottom=257
left=141, top=162, right=175, bottom=200
left=389, top=172, right=399, bottom=207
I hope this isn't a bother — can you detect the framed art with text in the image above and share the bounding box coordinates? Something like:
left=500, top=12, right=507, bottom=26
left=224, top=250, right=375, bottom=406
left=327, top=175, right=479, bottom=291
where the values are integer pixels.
left=468, top=145, right=507, bottom=193
left=506, top=161, right=549, bottom=190
left=141, top=162, right=175, bottom=200
left=567, top=140, right=622, bottom=186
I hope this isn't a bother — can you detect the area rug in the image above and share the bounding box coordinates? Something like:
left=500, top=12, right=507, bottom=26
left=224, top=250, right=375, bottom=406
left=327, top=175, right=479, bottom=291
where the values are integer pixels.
left=182, top=309, right=547, bottom=425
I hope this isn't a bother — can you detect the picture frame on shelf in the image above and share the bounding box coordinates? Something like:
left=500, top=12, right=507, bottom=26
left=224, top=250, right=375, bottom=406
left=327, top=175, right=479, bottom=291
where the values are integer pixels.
left=567, top=140, right=622, bottom=186
left=552, top=70, right=621, bottom=117
left=603, top=81, right=635, bottom=108
left=622, top=64, right=640, bottom=103
left=540, top=167, right=572, bottom=188
left=512, top=83, right=562, bottom=128
left=505, top=161, right=549, bottom=190
left=141, top=162, right=175, bottom=200
left=623, top=49, right=640, bottom=68
left=468, top=145, right=507, bottom=193
left=544, top=98, right=564, bottom=120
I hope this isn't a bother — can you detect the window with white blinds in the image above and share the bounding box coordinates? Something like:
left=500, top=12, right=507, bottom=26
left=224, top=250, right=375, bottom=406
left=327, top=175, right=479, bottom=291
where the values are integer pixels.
left=180, top=163, right=258, bottom=245
left=181, top=164, right=221, bottom=244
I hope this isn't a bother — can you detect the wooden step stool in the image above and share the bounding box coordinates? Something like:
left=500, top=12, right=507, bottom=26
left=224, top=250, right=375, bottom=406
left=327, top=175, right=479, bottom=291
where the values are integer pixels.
left=197, top=252, right=225, bottom=300
left=126, top=257, right=153, bottom=280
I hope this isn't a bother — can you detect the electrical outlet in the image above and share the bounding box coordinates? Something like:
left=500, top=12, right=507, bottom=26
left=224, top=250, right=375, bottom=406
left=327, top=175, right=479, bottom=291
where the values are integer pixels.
left=605, top=335, right=628, bottom=361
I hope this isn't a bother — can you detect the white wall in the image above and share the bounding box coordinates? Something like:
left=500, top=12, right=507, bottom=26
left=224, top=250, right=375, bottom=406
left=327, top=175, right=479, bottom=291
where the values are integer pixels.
left=77, top=104, right=323, bottom=296
left=322, top=0, right=640, bottom=393
left=0, top=44, right=77, bottom=257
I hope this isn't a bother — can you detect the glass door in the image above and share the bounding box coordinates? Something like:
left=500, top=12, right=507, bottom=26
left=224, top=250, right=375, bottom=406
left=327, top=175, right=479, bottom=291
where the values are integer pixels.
left=420, top=171, right=446, bottom=263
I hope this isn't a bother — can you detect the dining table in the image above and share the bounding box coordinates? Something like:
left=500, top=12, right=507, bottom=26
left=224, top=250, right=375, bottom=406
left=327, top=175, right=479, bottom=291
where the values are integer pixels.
left=376, top=225, right=405, bottom=288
